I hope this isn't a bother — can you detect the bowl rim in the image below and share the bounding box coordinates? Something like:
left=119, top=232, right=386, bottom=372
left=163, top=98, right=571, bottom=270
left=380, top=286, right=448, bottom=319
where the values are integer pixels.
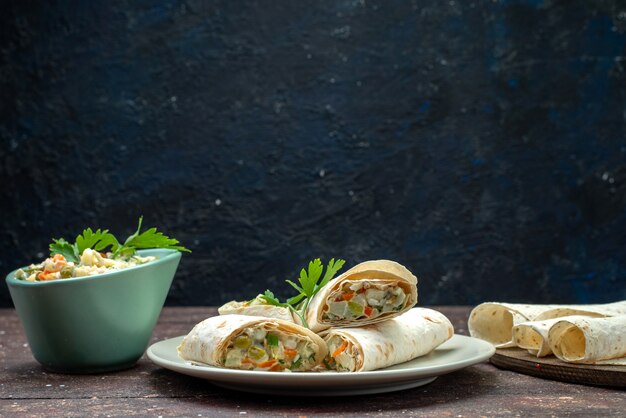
left=5, top=248, right=182, bottom=287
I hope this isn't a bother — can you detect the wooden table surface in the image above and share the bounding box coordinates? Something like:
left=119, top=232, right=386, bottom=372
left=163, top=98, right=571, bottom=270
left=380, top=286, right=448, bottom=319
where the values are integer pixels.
left=1, top=307, right=624, bottom=417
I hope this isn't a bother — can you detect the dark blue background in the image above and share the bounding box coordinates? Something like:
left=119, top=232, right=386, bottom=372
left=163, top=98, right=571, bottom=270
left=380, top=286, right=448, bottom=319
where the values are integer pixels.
left=1, top=0, right=625, bottom=307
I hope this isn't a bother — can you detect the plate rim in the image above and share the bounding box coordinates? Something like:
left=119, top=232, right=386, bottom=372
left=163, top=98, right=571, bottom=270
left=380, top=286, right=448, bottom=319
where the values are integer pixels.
left=147, top=333, right=495, bottom=381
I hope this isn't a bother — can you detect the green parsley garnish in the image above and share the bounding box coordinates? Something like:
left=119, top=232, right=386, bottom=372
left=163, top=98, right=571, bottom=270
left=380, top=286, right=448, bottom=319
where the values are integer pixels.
left=290, top=357, right=303, bottom=370
left=261, top=258, right=345, bottom=328
left=49, top=216, right=190, bottom=263
left=266, top=334, right=279, bottom=347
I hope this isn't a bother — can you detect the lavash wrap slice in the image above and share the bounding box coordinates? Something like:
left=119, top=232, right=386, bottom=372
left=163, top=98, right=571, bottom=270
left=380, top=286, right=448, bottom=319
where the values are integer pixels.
left=468, top=300, right=626, bottom=348
left=320, top=308, right=454, bottom=372
left=305, top=260, right=418, bottom=333
left=548, top=315, right=626, bottom=365
left=218, top=295, right=300, bottom=324
left=177, top=315, right=327, bottom=370
left=513, top=317, right=565, bottom=357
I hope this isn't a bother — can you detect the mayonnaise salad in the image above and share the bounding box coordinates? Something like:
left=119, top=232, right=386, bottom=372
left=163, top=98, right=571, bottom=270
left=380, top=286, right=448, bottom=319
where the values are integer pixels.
left=14, top=248, right=156, bottom=282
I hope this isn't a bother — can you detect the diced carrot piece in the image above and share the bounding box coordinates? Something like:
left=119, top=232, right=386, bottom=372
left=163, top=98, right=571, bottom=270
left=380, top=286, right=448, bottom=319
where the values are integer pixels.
left=342, top=292, right=354, bottom=301
left=269, top=364, right=283, bottom=372
left=241, top=358, right=256, bottom=365
left=283, top=348, right=298, bottom=359
left=258, top=359, right=277, bottom=368
left=332, top=341, right=348, bottom=358
left=364, top=306, right=373, bottom=317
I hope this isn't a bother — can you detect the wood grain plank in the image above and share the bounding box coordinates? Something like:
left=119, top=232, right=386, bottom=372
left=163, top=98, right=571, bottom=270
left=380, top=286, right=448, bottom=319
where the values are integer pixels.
left=491, top=348, right=626, bottom=387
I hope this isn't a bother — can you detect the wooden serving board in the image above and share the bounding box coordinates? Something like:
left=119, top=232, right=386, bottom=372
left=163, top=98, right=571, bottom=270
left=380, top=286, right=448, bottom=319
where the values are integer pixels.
left=490, top=348, right=626, bottom=388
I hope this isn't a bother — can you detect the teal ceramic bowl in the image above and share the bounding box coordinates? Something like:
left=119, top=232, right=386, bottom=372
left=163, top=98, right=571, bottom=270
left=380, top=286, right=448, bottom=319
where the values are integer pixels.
left=6, top=249, right=181, bottom=373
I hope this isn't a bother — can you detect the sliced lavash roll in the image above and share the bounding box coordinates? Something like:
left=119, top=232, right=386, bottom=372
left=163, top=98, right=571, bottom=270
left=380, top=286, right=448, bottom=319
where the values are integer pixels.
left=468, top=303, right=559, bottom=348
left=468, top=300, right=626, bottom=348
left=548, top=315, right=626, bottom=365
left=177, top=315, right=327, bottom=372
left=320, top=308, right=454, bottom=372
left=305, top=260, right=418, bottom=333
left=218, top=295, right=299, bottom=324
left=513, top=317, right=568, bottom=357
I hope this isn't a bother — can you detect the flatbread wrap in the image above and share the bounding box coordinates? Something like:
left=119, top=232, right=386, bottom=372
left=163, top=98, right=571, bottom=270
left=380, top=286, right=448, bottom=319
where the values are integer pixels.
left=218, top=294, right=299, bottom=323
left=320, top=308, right=454, bottom=372
left=512, top=317, right=564, bottom=357
left=548, top=315, right=626, bottom=365
left=305, top=260, right=418, bottom=332
left=177, top=315, right=327, bottom=371
left=468, top=301, right=626, bottom=348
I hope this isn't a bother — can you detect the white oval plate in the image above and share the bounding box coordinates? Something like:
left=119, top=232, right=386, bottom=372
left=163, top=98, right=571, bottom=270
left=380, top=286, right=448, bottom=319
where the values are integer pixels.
left=147, top=334, right=494, bottom=396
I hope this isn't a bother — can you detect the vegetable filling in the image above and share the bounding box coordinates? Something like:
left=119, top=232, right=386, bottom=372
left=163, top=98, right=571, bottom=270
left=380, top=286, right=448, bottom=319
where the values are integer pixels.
left=14, top=249, right=156, bottom=282
left=323, top=282, right=408, bottom=321
left=324, top=335, right=357, bottom=372
left=13, top=217, right=189, bottom=282
left=223, top=326, right=318, bottom=372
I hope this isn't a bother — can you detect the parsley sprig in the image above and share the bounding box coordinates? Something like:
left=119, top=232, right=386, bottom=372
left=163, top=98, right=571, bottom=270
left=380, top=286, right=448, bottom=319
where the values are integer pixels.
left=49, top=216, right=190, bottom=263
left=261, top=258, right=345, bottom=328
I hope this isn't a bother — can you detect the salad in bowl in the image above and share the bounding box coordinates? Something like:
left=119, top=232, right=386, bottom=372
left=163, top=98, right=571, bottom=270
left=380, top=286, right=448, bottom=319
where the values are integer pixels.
left=6, top=217, right=190, bottom=373
left=15, top=216, right=189, bottom=282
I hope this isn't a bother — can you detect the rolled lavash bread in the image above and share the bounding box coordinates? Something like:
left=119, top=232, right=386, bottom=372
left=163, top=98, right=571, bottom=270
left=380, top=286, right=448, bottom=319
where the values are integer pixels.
left=548, top=315, right=626, bottom=365
left=512, top=317, right=565, bottom=357
left=177, top=315, right=327, bottom=371
left=468, top=300, right=626, bottom=348
left=320, top=308, right=454, bottom=372
left=510, top=312, right=620, bottom=357
left=218, top=294, right=300, bottom=324
left=305, top=260, right=418, bottom=333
